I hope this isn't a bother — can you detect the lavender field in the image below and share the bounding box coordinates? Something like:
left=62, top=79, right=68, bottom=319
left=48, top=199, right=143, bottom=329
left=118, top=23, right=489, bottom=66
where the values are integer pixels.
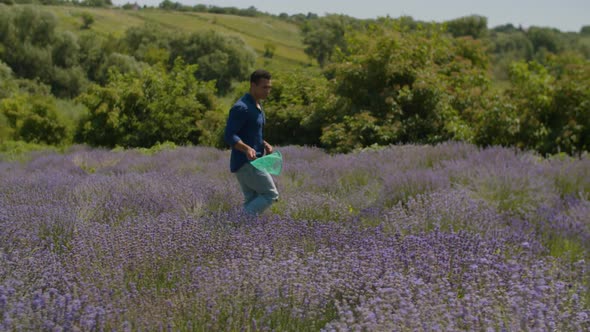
left=1, top=143, right=589, bottom=331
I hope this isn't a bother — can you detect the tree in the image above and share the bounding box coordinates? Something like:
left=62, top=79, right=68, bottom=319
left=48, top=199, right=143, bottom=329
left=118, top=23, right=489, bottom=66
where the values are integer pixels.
left=527, top=27, right=563, bottom=54
left=321, top=22, right=491, bottom=152
left=122, top=24, right=172, bottom=64
left=490, top=31, right=533, bottom=58
left=122, top=26, right=256, bottom=93
left=495, top=55, right=590, bottom=155
left=446, top=15, right=488, bottom=39
left=547, top=53, right=590, bottom=155
left=473, top=94, right=520, bottom=148
left=492, top=24, right=519, bottom=33
left=51, top=66, right=88, bottom=98
left=78, top=32, right=114, bottom=82
left=94, top=52, right=145, bottom=84
left=261, top=69, right=333, bottom=147
left=0, top=60, right=16, bottom=99
left=504, top=61, right=555, bottom=152
left=0, top=6, right=58, bottom=79
left=0, top=93, right=69, bottom=145
left=263, top=42, right=276, bottom=58
left=0, top=6, right=89, bottom=97
left=169, top=30, right=255, bottom=94
left=80, top=12, right=94, bottom=29
left=301, top=15, right=360, bottom=67
left=81, top=0, right=112, bottom=7
left=158, top=0, right=177, bottom=10
left=52, top=31, right=80, bottom=68
left=488, top=31, right=535, bottom=79
left=76, top=58, right=218, bottom=148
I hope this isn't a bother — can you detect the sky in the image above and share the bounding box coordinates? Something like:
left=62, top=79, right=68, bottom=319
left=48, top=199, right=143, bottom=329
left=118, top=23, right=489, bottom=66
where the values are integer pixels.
left=112, top=0, right=589, bottom=33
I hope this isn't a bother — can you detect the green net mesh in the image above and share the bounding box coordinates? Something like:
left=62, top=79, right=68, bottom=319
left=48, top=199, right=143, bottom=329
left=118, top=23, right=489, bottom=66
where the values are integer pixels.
left=250, top=150, right=283, bottom=175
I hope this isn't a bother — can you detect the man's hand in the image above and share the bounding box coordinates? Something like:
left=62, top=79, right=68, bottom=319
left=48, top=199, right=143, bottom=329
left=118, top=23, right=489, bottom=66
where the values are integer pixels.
left=264, top=141, right=273, bottom=155
left=245, top=147, right=257, bottom=160
left=234, top=140, right=257, bottom=160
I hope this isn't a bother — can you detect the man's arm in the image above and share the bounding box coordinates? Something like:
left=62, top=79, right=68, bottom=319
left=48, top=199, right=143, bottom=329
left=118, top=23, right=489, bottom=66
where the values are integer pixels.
left=224, top=105, right=244, bottom=147
left=234, top=140, right=257, bottom=160
left=224, top=104, right=257, bottom=160
left=263, top=140, right=273, bottom=154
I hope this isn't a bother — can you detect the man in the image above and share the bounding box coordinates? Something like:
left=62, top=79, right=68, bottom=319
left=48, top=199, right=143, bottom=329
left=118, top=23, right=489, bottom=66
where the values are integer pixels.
left=224, top=69, right=279, bottom=215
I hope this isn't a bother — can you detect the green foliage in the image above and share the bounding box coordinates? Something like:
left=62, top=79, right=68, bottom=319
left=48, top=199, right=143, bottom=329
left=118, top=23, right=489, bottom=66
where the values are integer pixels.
left=76, top=58, right=218, bottom=148
left=0, top=60, right=16, bottom=98
left=52, top=31, right=80, bottom=68
left=486, top=23, right=589, bottom=81
left=321, top=22, right=491, bottom=152
left=52, top=66, right=88, bottom=98
left=78, top=32, right=117, bottom=83
left=136, top=140, right=178, bottom=155
left=505, top=61, right=555, bottom=152
left=445, top=15, right=488, bottom=39
left=0, top=4, right=588, bottom=156
left=0, top=6, right=89, bottom=97
left=159, top=0, right=186, bottom=11
left=196, top=109, right=226, bottom=148
left=488, top=31, right=534, bottom=79
left=321, top=112, right=387, bottom=153
left=169, top=30, right=256, bottom=94
left=95, top=52, right=146, bottom=84
left=123, top=24, right=172, bottom=65
left=263, top=42, right=276, bottom=58
left=262, top=69, right=333, bottom=147
left=546, top=237, right=586, bottom=262
left=489, top=31, right=534, bottom=59
left=0, top=63, right=52, bottom=99
left=80, top=12, right=94, bottom=29
left=0, top=4, right=54, bottom=78
left=0, top=140, right=60, bottom=162
left=494, top=54, right=590, bottom=155
left=547, top=53, right=590, bottom=155
left=492, top=24, right=519, bottom=34
left=527, top=27, right=563, bottom=54
left=301, top=15, right=360, bottom=67
left=0, top=93, right=70, bottom=145
left=473, top=94, right=520, bottom=147
left=80, top=0, right=112, bottom=7
left=0, top=112, right=12, bottom=142
left=122, top=25, right=257, bottom=93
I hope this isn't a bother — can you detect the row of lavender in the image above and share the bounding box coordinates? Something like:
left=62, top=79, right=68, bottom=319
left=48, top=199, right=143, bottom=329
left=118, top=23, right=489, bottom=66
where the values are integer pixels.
left=1, top=143, right=589, bottom=330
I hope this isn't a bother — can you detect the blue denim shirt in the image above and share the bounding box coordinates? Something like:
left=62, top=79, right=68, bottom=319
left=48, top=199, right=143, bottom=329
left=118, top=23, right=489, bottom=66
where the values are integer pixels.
left=224, top=93, right=266, bottom=172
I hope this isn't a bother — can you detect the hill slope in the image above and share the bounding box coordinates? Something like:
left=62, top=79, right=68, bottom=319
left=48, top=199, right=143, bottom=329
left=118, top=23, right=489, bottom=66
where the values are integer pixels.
left=46, top=5, right=314, bottom=69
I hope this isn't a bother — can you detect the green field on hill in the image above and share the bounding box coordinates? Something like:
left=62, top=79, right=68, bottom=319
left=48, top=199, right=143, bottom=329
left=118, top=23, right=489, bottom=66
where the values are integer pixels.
left=46, top=5, right=314, bottom=69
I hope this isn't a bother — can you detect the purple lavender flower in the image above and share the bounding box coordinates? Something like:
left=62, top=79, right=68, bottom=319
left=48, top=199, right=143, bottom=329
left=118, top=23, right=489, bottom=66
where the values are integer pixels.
left=0, top=143, right=588, bottom=330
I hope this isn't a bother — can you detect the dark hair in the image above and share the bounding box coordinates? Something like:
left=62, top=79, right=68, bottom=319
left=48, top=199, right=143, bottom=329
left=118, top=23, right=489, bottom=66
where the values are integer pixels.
left=250, top=69, right=271, bottom=84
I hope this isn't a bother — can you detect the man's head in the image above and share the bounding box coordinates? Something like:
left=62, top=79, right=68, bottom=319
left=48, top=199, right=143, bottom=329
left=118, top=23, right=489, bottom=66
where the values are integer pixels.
left=249, top=69, right=272, bottom=101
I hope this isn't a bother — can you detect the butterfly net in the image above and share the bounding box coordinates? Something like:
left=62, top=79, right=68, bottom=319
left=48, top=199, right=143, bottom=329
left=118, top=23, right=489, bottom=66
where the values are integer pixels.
left=251, top=150, right=283, bottom=175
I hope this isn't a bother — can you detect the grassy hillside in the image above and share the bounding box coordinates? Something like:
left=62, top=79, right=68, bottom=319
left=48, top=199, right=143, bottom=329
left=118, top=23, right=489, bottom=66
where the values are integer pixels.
left=46, top=5, right=314, bottom=70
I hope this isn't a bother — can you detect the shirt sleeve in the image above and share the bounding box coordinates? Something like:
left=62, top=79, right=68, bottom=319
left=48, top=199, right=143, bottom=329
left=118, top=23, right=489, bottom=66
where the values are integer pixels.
left=224, top=104, right=247, bottom=147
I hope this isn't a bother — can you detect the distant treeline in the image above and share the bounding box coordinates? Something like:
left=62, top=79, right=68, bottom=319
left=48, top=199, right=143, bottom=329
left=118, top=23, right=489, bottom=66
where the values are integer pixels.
left=0, top=0, right=113, bottom=6
left=0, top=4, right=589, bottom=156
left=0, top=0, right=318, bottom=21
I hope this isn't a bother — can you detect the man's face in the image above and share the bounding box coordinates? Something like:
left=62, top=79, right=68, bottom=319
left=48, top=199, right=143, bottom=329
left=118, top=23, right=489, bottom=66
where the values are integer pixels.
left=251, top=78, right=272, bottom=100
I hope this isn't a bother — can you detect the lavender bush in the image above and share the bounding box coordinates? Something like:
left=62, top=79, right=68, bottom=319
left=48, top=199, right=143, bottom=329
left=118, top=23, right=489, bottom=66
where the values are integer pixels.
left=1, top=143, right=588, bottom=330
